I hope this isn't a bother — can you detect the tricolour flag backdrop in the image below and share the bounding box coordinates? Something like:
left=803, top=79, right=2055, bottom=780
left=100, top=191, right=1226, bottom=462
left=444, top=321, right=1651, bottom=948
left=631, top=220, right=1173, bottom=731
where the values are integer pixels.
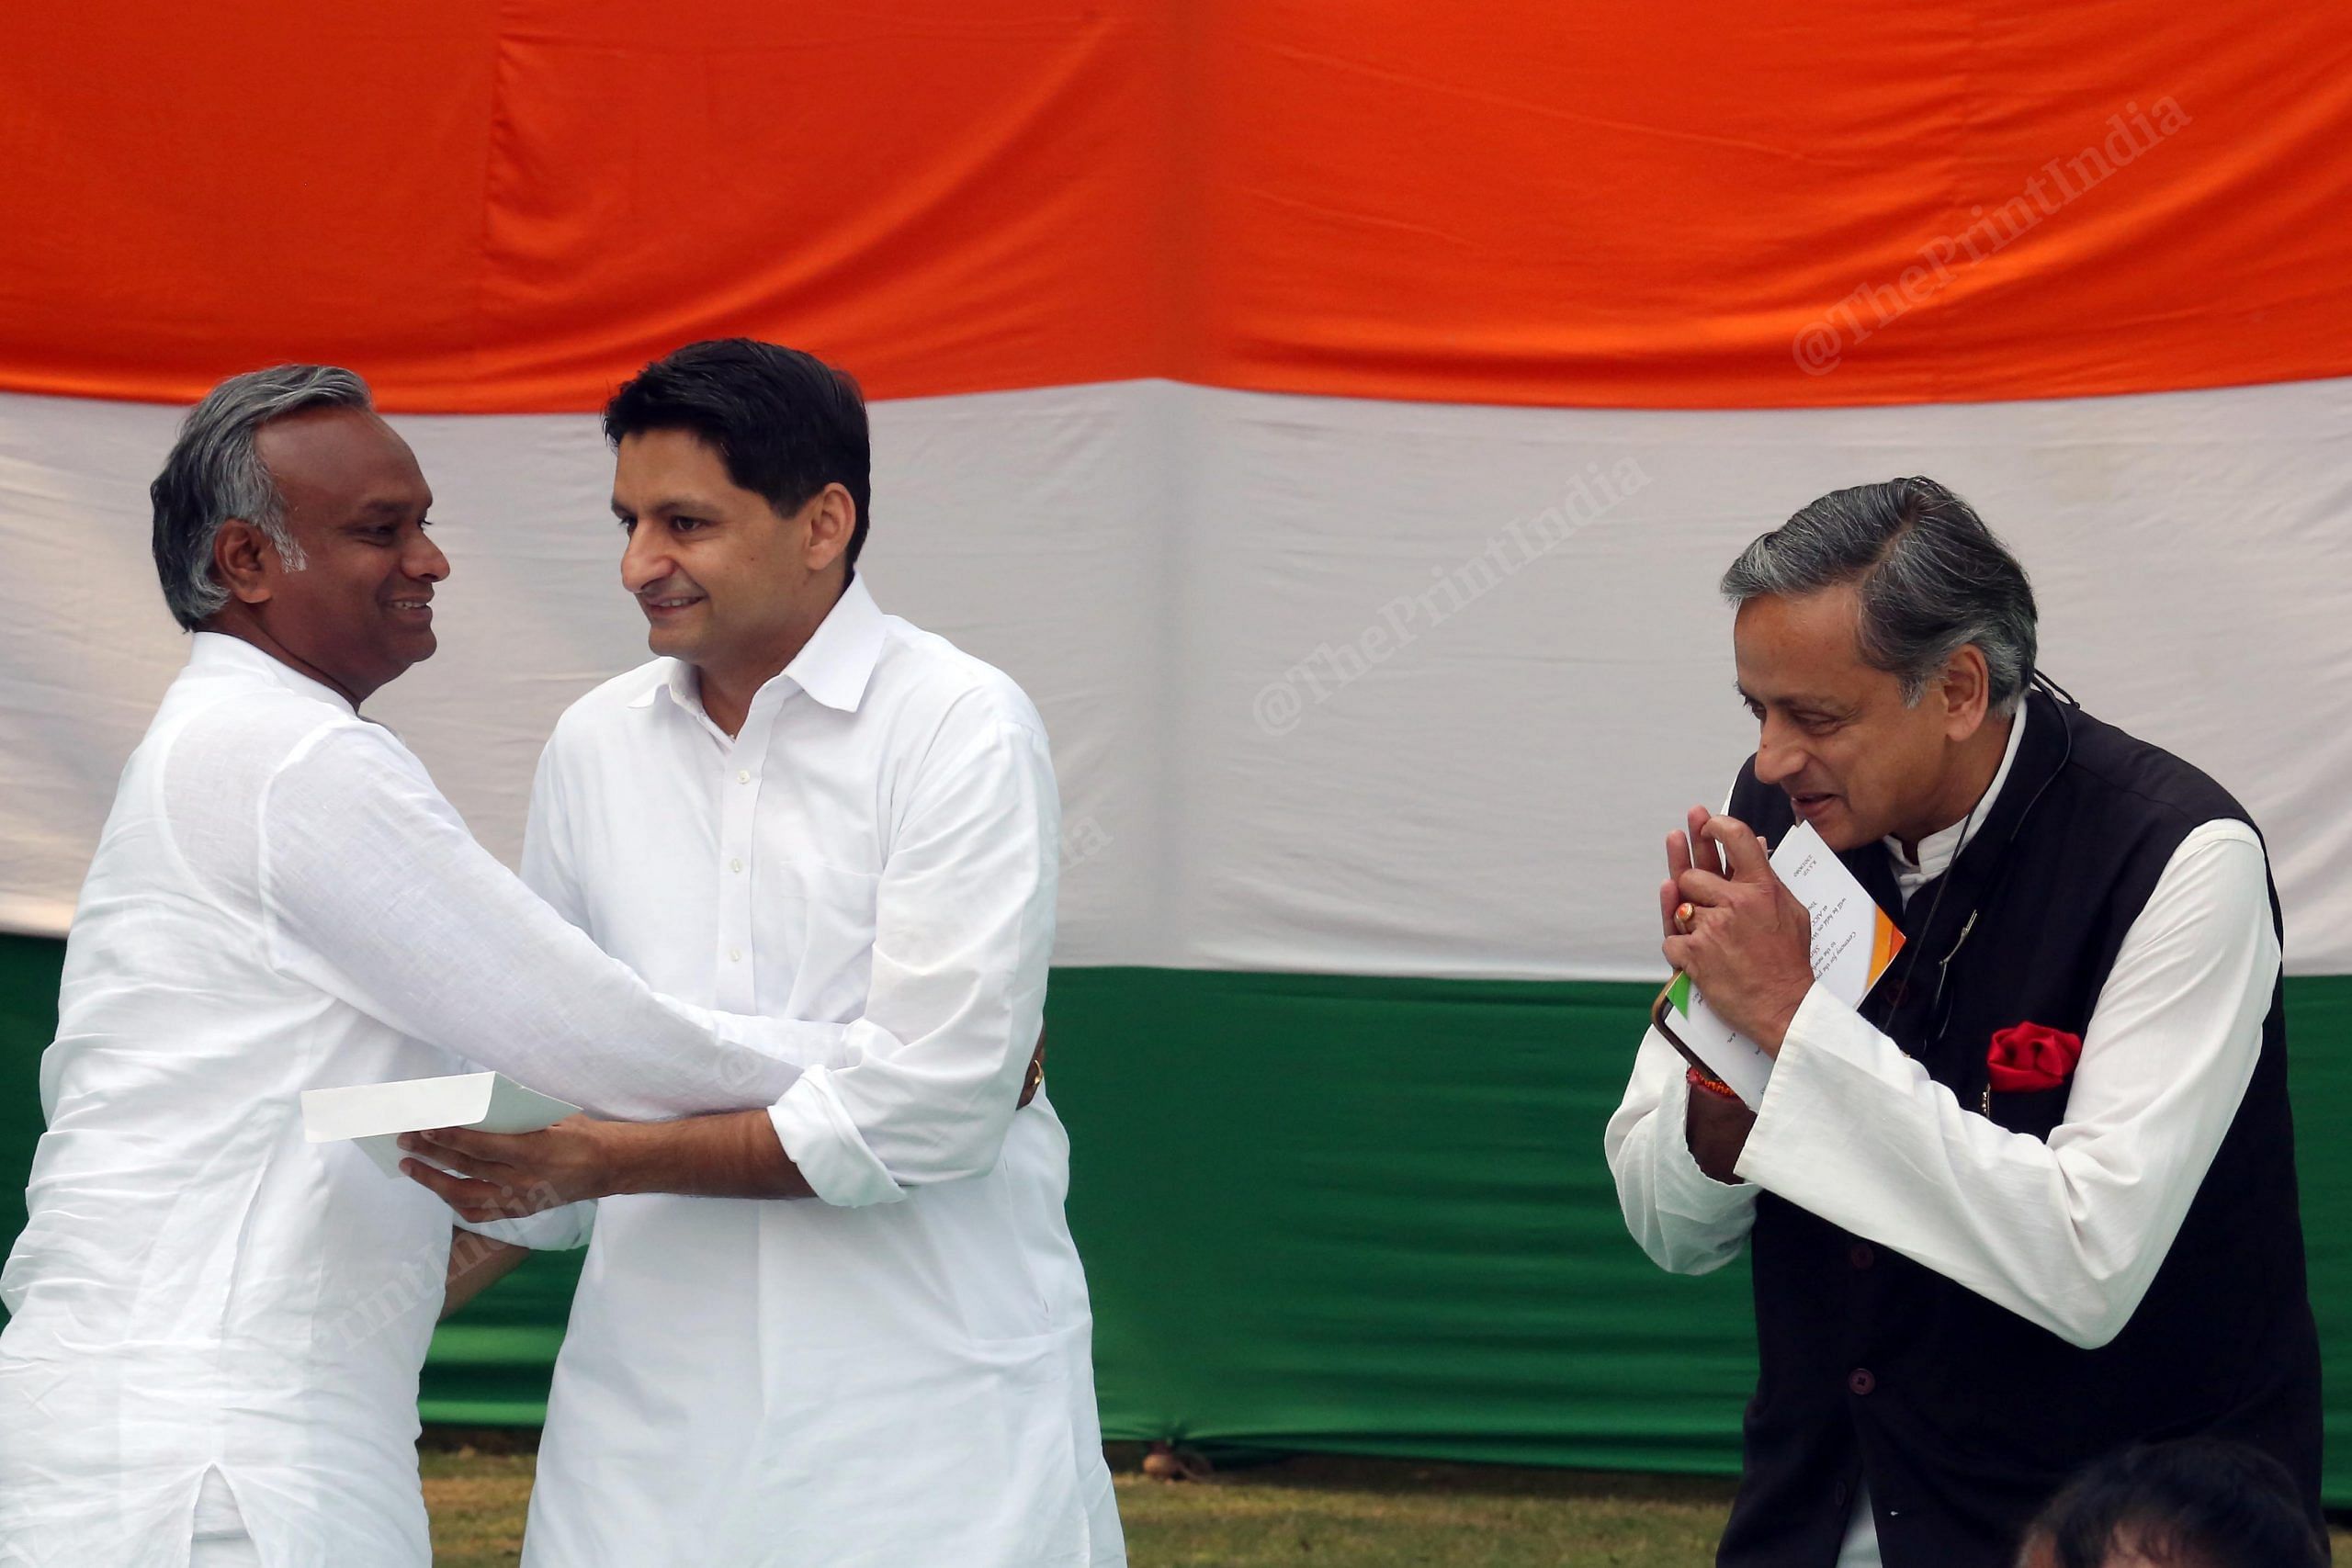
left=5, top=0, right=2352, bottom=1495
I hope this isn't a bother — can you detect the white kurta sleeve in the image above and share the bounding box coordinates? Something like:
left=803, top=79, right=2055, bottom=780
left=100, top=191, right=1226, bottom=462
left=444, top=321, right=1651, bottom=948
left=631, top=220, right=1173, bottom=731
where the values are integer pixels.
left=1604, top=1028, right=1759, bottom=1274
left=1604, top=778, right=1758, bottom=1273
left=448, top=741, right=611, bottom=1252
left=255, top=722, right=842, bottom=1122
left=1733, top=820, right=2277, bottom=1348
left=768, top=707, right=1057, bottom=1206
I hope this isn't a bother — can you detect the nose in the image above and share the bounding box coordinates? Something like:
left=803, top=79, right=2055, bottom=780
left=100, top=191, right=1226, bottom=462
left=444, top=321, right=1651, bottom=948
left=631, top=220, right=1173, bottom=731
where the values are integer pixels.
left=1753, top=713, right=1807, bottom=788
left=407, top=528, right=449, bottom=584
left=620, top=525, right=671, bottom=594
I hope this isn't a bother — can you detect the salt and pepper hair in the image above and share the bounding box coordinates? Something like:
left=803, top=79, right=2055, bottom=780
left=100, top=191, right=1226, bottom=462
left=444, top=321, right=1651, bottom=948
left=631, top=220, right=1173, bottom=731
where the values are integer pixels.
left=1720, top=476, right=2038, bottom=716
left=150, top=364, right=374, bottom=631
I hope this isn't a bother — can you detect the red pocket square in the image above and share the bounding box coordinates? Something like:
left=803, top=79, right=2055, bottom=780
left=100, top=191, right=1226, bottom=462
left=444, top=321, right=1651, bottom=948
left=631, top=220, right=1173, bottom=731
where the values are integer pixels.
left=1986, top=1022, right=2083, bottom=1092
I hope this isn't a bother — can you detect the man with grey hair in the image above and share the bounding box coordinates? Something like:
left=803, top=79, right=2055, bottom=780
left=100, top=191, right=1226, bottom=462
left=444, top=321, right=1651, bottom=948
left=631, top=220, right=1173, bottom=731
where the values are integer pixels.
left=1604, top=478, right=2319, bottom=1568
left=0, top=366, right=849, bottom=1566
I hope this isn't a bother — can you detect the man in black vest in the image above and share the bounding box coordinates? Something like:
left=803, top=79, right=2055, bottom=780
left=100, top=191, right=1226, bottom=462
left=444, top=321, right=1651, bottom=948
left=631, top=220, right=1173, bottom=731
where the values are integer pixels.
left=1603, top=478, right=2322, bottom=1568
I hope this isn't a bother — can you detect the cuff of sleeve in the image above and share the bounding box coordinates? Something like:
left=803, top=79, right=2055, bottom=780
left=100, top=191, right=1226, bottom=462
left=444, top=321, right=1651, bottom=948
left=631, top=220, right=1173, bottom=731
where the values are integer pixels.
left=1654, top=1054, right=1758, bottom=1212
left=770, top=1066, right=906, bottom=1208
left=1735, top=982, right=1910, bottom=1190
left=456, top=1199, right=597, bottom=1251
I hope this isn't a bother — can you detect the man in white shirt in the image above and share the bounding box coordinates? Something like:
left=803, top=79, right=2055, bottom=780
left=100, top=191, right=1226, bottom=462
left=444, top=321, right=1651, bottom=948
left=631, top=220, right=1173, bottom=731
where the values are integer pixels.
left=1604, top=478, right=2319, bottom=1567
left=0, top=367, right=839, bottom=1568
left=398, top=340, right=1124, bottom=1567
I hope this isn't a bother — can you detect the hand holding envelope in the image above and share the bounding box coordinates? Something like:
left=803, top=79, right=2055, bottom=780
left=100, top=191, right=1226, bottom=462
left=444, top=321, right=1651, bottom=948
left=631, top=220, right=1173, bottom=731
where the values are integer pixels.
left=397, top=1117, right=628, bottom=1224
left=300, top=1072, right=579, bottom=1179
left=1663, top=809, right=1819, bottom=1052
left=1654, top=807, right=1906, bottom=1108
left=299, top=1070, right=627, bottom=1224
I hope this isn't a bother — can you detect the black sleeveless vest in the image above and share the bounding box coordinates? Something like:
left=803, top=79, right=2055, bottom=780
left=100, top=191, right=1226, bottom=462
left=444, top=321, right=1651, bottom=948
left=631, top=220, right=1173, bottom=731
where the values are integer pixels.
left=1714, top=690, right=2321, bottom=1567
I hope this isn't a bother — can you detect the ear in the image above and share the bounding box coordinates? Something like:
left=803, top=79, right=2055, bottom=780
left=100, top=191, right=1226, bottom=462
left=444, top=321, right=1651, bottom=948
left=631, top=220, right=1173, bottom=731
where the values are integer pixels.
left=1939, top=645, right=1992, bottom=740
left=800, top=482, right=857, bottom=573
left=212, top=518, right=277, bottom=606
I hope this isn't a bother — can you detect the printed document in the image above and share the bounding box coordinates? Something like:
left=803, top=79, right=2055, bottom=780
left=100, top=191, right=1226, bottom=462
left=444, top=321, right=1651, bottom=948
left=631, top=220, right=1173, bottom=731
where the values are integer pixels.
left=1664, top=820, right=1904, bottom=1107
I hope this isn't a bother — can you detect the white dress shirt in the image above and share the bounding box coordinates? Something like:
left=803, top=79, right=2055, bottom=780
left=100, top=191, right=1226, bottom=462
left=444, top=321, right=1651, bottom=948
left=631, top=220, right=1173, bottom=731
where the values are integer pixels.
left=0, top=634, right=825, bottom=1568
left=1602, top=705, right=2281, bottom=1566
left=516, top=576, right=1124, bottom=1568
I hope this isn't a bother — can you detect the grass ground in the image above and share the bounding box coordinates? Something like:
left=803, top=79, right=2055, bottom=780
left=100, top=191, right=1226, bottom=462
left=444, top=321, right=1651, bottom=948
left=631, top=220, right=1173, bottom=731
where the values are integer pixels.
left=420, top=1443, right=1732, bottom=1568
left=419, top=1436, right=2352, bottom=1566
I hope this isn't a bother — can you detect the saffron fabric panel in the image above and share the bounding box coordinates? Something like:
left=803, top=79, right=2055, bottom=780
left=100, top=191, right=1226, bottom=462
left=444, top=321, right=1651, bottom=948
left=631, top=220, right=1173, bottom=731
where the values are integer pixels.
left=0, top=2, right=1167, bottom=411
left=2, top=3, right=2348, bottom=412
left=3, top=378, right=2350, bottom=975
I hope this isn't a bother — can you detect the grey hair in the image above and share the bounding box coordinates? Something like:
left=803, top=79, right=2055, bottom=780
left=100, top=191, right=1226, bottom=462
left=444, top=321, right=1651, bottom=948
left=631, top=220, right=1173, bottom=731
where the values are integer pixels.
left=1720, top=477, right=2038, bottom=716
left=149, top=364, right=374, bottom=631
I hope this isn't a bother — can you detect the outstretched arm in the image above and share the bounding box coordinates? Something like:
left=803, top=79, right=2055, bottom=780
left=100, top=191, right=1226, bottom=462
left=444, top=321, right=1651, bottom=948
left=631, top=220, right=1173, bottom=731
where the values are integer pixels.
left=400, top=1040, right=1046, bottom=1216
left=402, top=699, right=1058, bottom=1215
left=260, top=723, right=842, bottom=1120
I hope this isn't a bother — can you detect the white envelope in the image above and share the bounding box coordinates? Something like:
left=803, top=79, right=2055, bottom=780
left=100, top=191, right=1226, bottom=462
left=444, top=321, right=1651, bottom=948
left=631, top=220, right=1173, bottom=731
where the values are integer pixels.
left=300, top=1071, right=580, bottom=1178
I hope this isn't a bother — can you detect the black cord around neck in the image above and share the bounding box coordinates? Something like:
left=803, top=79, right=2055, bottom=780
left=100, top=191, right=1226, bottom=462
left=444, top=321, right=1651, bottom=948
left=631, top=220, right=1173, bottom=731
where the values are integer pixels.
left=1879, top=670, right=2079, bottom=1033
left=1917, top=671, right=2081, bottom=1043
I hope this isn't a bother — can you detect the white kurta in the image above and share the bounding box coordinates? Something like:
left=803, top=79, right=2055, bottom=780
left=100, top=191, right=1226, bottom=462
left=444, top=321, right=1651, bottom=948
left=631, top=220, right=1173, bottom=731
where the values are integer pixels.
left=1603, top=705, right=2282, bottom=1565
left=516, top=577, right=1124, bottom=1568
left=0, top=635, right=829, bottom=1568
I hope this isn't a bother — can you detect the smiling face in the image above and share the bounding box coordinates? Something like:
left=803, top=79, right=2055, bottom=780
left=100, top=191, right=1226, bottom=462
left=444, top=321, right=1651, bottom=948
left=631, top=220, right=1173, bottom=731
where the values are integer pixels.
left=1733, top=582, right=1996, bottom=852
left=233, top=407, right=446, bottom=704
left=610, top=426, right=849, bottom=684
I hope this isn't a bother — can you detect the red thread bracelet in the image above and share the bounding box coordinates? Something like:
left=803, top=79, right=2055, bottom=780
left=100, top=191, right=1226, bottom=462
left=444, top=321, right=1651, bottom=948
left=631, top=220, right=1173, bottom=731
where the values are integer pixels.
left=1686, top=1064, right=1740, bottom=1101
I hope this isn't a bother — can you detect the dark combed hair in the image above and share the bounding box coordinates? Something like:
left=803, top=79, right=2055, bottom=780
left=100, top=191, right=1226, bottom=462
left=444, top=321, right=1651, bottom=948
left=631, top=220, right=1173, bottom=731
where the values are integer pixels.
left=2023, top=1439, right=2326, bottom=1568
left=604, top=338, right=872, bottom=567
left=1720, top=476, right=2038, bottom=715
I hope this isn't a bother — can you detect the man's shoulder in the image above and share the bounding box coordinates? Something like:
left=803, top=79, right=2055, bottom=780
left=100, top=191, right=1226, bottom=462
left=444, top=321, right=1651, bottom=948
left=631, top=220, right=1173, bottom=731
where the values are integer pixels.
left=162, top=676, right=379, bottom=781
left=149, top=692, right=433, bottom=868
left=543, top=660, right=675, bottom=755
left=872, top=616, right=1047, bottom=741
left=2060, top=704, right=2256, bottom=840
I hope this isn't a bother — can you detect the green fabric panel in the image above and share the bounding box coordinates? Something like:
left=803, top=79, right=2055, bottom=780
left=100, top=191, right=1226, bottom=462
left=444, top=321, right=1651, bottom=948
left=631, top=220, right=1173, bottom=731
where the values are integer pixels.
left=2284, top=975, right=2352, bottom=1487
left=1047, top=969, right=1758, bottom=1472
left=0, top=935, right=51, bottom=1263
left=1, top=936, right=2346, bottom=1497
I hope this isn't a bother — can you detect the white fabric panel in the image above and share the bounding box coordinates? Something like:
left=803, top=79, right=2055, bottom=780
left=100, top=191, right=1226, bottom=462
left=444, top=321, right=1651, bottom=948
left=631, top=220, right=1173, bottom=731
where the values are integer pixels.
left=1, top=378, right=2347, bottom=978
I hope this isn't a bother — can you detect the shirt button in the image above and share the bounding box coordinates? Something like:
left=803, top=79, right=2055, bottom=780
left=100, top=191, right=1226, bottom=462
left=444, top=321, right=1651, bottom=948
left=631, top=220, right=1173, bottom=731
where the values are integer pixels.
left=1849, top=1243, right=1875, bottom=1270
left=729, top=857, right=744, bottom=874
left=737, top=770, right=752, bottom=784
left=1849, top=1368, right=1876, bottom=1397
left=728, top=946, right=742, bottom=963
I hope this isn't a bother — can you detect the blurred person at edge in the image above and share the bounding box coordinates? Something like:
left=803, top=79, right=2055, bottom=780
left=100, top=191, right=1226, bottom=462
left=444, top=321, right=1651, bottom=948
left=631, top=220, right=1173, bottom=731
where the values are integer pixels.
left=0, top=367, right=854, bottom=1568
left=2016, top=1439, right=2327, bottom=1568
left=393, top=340, right=1123, bottom=1568
left=1603, top=479, right=2320, bottom=1568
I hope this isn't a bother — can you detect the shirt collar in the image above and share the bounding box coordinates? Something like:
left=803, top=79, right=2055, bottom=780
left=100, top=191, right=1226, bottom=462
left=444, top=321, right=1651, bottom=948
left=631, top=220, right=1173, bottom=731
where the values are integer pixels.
left=1886, top=699, right=2030, bottom=885
left=780, top=574, right=888, bottom=713
left=626, top=575, right=888, bottom=717
left=186, top=631, right=357, bottom=716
